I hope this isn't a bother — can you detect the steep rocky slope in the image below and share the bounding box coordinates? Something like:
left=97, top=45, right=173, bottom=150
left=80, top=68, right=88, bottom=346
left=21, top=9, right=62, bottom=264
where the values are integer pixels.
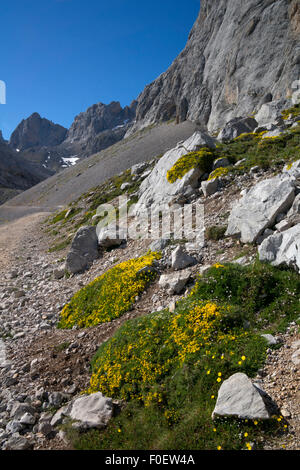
left=131, top=0, right=300, bottom=134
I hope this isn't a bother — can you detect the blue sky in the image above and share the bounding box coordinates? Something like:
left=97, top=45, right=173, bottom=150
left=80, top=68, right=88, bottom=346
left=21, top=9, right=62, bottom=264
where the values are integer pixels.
left=0, top=0, right=200, bottom=140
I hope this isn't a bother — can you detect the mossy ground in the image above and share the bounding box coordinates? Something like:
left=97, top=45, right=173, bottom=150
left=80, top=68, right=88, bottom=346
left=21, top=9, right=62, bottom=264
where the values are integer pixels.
left=66, top=262, right=299, bottom=450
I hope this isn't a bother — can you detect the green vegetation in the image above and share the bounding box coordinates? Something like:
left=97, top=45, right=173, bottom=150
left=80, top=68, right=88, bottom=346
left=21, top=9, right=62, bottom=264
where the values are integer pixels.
left=68, top=261, right=299, bottom=450
left=48, top=238, right=71, bottom=253
left=217, top=122, right=300, bottom=171
left=281, top=103, right=300, bottom=120
left=166, top=149, right=215, bottom=183
left=58, top=252, right=161, bottom=329
left=206, top=225, right=227, bottom=241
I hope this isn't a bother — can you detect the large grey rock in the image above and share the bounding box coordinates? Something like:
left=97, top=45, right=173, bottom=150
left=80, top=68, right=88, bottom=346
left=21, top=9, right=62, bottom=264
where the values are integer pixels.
left=217, top=117, right=258, bottom=142
left=254, top=100, right=287, bottom=127
left=129, top=1, right=299, bottom=135
left=3, top=436, right=34, bottom=450
left=97, top=226, right=127, bottom=249
left=66, top=226, right=99, bottom=274
left=283, top=159, right=300, bottom=179
left=259, top=223, right=300, bottom=273
left=159, top=269, right=191, bottom=294
left=212, top=157, right=231, bottom=170
left=68, top=392, right=113, bottom=430
left=171, top=245, right=197, bottom=271
left=226, top=175, right=296, bottom=243
left=201, top=178, right=219, bottom=197
left=212, top=373, right=273, bottom=420
left=134, top=131, right=216, bottom=215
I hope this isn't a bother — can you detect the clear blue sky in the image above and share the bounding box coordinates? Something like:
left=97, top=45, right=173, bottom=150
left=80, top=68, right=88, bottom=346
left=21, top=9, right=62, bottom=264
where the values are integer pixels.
left=0, top=0, right=200, bottom=140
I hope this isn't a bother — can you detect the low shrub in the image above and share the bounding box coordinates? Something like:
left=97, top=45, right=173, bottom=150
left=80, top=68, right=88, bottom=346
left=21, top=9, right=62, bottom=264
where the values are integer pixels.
left=58, top=251, right=161, bottom=329
left=166, top=149, right=215, bottom=184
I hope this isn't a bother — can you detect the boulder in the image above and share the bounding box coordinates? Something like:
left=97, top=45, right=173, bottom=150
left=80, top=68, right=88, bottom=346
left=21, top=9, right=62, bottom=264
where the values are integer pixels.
left=159, top=269, right=191, bottom=294
left=226, top=175, right=296, bottom=243
left=134, top=131, right=216, bottom=215
left=171, top=245, right=197, bottom=271
left=258, top=223, right=300, bottom=273
left=149, top=238, right=169, bottom=252
left=262, top=128, right=285, bottom=138
left=283, top=159, right=300, bottom=179
left=68, top=392, right=113, bottom=431
left=217, top=117, right=258, bottom=142
left=291, top=349, right=300, bottom=366
left=212, top=157, right=231, bottom=170
left=66, top=226, right=99, bottom=274
left=201, top=178, right=219, bottom=197
left=261, top=334, right=279, bottom=346
left=131, top=162, right=148, bottom=175
left=254, top=100, right=289, bottom=127
left=97, top=226, right=127, bottom=249
left=3, top=436, right=34, bottom=450
left=212, top=373, right=273, bottom=420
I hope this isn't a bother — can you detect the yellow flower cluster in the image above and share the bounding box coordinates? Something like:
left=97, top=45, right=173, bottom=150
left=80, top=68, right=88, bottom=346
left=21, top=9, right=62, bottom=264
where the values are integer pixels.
left=166, top=149, right=214, bottom=184
left=58, top=251, right=161, bottom=329
left=87, top=301, right=232, bottom=403
left=208, top=167, right=230, bottom=181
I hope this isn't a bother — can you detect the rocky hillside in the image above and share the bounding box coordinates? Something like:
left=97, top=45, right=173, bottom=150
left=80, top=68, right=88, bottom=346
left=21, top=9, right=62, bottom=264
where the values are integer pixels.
left=0, top=102, right=299, bottom=451
left=131, top=0, right=300, bottom=134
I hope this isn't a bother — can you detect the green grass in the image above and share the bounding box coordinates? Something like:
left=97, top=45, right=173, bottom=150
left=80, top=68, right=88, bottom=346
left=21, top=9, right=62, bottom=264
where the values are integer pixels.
left=206, top=225, right=227, bottom=241
left=48, top=239, right=71, bottom=253
left=67, top=261, right=298, bottom=450
left=217, top=120, right=300, bottom=172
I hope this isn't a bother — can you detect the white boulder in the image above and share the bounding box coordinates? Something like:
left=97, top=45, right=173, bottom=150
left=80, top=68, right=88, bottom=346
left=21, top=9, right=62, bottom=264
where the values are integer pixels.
left=212, top=373, right=273, bottom=420
left=258, top=223, right=300, bottom=273
left=226, top=175, right=296, bottom=243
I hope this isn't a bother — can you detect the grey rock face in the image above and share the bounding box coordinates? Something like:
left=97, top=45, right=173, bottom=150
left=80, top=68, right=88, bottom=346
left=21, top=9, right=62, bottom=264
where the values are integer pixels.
left=226, top=175, right=296, bottom=243
left=62, top=100, right=137, bottom=159
left=258, top=223, right=300, bottom=273
left=131, top=0, right=300, bottom=134
left=66, top=226, right=99, bottom=274
left=212, top=373, right=273, bottom=420
left=66, top=101, right=136, bottom=144
left=217, top=117, right=258, bottom=142
left=0, top=139, right=52, bottom=204
left=134, top=131, right=216, bottom=215
left=10, top=113, right=67, bottom=151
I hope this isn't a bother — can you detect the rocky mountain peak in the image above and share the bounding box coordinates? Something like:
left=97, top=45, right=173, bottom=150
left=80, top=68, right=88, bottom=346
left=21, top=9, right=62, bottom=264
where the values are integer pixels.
left=66, top=100, right=137, bottom=143
left=131, top=0, right=300, bottom=134
left=10, top=112, right=67, bottom=151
